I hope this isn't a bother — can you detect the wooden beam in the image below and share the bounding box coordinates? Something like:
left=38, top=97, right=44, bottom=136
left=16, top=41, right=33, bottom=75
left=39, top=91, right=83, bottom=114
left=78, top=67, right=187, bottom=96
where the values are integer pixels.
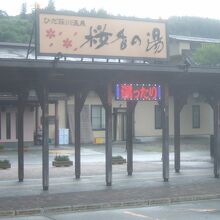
left=161, top=84, right=169, bottom=182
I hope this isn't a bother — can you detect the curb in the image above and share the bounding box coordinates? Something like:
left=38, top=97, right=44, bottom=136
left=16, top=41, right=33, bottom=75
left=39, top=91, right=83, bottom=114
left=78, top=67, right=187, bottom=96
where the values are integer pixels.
left=0, top=194, right=220, bottom=217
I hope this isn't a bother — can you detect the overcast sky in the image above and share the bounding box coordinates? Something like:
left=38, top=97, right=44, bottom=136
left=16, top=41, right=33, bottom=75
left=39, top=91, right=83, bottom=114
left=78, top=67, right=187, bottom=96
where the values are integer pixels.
left=1, top=0, right=220, bottom=20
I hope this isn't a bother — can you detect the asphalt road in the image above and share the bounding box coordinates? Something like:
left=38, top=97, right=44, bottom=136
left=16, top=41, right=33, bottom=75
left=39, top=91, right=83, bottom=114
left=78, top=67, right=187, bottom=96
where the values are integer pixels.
left=1, top=199, right=220, bottom=219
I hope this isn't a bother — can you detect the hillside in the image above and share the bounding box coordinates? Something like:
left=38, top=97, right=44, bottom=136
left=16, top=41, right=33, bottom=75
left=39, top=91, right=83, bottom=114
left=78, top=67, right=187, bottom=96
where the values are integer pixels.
left=1, top=10, right=220, bottom=43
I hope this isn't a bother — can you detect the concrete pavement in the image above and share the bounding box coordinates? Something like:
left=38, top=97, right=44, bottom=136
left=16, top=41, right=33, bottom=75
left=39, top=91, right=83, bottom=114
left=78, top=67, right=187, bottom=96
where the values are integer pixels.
left=2, top=199, right=220, bottom=219
left=0, top=138, right=219, bottom=217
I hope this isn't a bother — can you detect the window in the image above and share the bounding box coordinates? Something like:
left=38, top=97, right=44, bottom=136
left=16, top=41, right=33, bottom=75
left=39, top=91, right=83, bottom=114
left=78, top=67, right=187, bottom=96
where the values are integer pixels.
left=155, top=105, right=162, bottom=129
left=192, top=105, right=200, bottom=128
left=91, top=105, right=105, bottom=130
left=6, top=112, right=11, bottom=139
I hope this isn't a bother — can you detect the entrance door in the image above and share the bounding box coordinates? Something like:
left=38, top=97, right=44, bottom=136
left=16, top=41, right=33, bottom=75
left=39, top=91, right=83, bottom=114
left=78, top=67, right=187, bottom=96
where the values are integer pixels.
left=113, top=108, right=126, bottom=141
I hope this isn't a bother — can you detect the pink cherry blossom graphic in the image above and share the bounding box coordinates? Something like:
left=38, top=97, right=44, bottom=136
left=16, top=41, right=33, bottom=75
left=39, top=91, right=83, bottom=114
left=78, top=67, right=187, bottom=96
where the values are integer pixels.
left=46, top=28, right=55, bottom=39
left=63, top=38, right=72, bottom=48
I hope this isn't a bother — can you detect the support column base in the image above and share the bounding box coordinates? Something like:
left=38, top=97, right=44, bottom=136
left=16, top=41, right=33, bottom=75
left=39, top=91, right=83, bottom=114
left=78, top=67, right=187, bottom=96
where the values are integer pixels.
left=76, top=175, right=80, bottom=179
left=128, top=171, right=132, bottom=176
left=164, top=178, right=169, bottom=182
left=214, top=174, right=219, bottom=178
left=175, top=169, right=180, bottom=173
left=19, top=179, right=23, bottom=182
left=43, top=186, right=48, bottom=191
left=106, top=182, right=112, bottom=186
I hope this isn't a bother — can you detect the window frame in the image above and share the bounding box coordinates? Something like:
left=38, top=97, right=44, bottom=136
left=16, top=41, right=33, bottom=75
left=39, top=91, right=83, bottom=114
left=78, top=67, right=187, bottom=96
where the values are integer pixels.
left=155, top=105, right=162, bottom=129
left=6, top=112, right=11, bottom=140
left=192, top=105, right=200, bottom=129
left=91, top=105, right=106, bottom=130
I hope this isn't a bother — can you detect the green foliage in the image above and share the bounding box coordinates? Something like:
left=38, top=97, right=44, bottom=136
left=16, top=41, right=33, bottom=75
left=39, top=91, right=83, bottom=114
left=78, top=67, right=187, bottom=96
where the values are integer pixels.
left=54, top=155, right=70, bottom=161
left=167, top=16, right=220, bottom=38
left=0, top=16, right=33, bottom=43
left=193, top=43, right=220, bottom=65
left=112, top=155, right=124, bottom=160
left=0, top=10, right=8, bottom=17
left=2, top=5, right=220, bottom=44
left=45, top=0, right=56, bottom=12
left=77, top=8, right=109, bottom=17
left=20, top=3, right=27, bottom=18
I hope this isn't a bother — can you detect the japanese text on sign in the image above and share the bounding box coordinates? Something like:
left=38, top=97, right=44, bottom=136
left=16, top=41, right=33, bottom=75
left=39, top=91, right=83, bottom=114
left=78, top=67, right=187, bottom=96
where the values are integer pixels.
left=115, top=84, right=161, bottom=101
left=37, top=13, right=167, bottom=59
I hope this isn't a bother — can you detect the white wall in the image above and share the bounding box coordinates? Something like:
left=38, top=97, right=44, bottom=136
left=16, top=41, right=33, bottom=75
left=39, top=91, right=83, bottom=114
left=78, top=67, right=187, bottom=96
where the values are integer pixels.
left=0, top=107, right=34, bottom=143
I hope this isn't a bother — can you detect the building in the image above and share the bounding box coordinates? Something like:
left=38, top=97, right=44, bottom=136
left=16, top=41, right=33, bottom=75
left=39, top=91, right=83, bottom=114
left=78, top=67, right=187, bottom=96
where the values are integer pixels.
left=0, top=34, right=219, bottom=147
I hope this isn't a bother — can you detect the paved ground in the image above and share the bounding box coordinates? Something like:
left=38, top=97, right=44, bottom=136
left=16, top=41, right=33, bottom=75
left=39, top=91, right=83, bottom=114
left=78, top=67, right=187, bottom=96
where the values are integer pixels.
left=3, top=199, right=219, bottom=220
left=0, top=137, right=219, bottom=216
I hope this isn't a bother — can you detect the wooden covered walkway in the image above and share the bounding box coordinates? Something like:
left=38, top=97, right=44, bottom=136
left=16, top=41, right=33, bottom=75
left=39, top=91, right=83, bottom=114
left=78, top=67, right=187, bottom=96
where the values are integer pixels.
left=0, top=58, right=220, bottom=190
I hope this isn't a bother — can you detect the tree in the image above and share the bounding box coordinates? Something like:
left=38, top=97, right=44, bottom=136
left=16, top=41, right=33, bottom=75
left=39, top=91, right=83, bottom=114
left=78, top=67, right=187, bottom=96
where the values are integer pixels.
left=77, top=8, right=109, bottom=17
left=20, top=2, right=27, bottom=18
left=0, top=10, right=8, bottom=17
left=45, top=0, right=56, bottom=11
left=193, top=44, right=220, bottom=65
left=0, top=16, right=32, bottom=43
left=167, top=16, right=220, bottom=39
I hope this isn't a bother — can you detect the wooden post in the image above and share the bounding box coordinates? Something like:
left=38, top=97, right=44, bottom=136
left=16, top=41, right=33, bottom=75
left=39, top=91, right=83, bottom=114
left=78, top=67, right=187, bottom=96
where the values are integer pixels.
left=126, top=101, right=137, bottom=176
left=74, top=90, right=88, bottom=179
left=205, top=94, right=220, bottom=178
left=36, top=85, right=49, bottom=191
left=161, top=84, right=169, bottom=182
left=173, top=93, right=186, bottom=173
left=17, top=90, right=28, bottom=182
left=54, top=101, right=59, bottom=147
left=42, top=86, right=49, bottom=190
left=174, top=97, right=180, bottom=173
left=35, top=105, right=39, bottom=136
left=97, top=84, right=113, bottom=186
left=74, top=92, right=81, bottom=179
left=105, top=102, right=112, bottom=186
left=214, top=102, right=220, bottom=178
left=113, top=108, right=117, bottom=141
